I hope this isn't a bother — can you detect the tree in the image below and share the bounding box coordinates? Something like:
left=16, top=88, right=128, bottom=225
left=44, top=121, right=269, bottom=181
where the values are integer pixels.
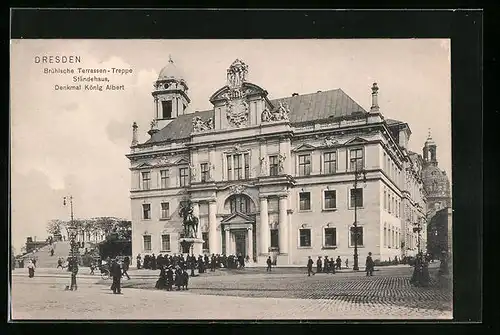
left=46, top=219, right=66, bottom=236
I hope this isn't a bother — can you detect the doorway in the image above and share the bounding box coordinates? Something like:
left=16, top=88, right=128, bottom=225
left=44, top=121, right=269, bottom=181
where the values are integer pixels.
left=234, top=230, right=247, bottom=257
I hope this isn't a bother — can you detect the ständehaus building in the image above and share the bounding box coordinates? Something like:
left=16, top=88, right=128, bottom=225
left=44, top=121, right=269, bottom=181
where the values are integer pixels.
left=127, top=58, right=427, bottom=266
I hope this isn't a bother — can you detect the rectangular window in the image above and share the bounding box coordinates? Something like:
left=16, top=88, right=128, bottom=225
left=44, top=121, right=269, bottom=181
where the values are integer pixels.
left=350, top=226, right=364, bottom=247
left=160, top=169, right=169, bottom=189
left=383, top=190, right=387, bottom=210
left=142, top=204, right=151, bottom=220
left=323, top=152, right=337, bottom=174
left=383, top=226, right=387, bottom=247
left=143, top=235, right=152, bottom=251
left=388, top=195, right=392, bottom=213
left=324, top=190, right=337, bottom=209
left=383, top=152, right=387, bottom=171
left=324, top=228, right=337, bottom=247
left=349, top=148, right=364, bottom=171
left=244, top=153, right=250, bottom=179
left=350, top=188, right=363, bottom=208
left=160, top=202, right=170, bottom=219
left=234, top=155, right=242, bottom=180
left=299, top=192, right=311, bottom=211
left=141, top=171, right=151, bottom=190
left=299, top=229, right=311, bottom=247
left=162, top=100, right=173, bottom=119
left=298, top=154, right=311, bottom=176
left=226, top=155, right=233, bottom=180
left=179, top=167, right=188, bottom=187
left=202, top=232, right=209, bottom=250
left=200, top=163, right=209, bottom=182
left=161, top=234, right=170, bottom=251
left=270, top=229, right=279, bottom=248
left=269, top=155, right=279, bottom=176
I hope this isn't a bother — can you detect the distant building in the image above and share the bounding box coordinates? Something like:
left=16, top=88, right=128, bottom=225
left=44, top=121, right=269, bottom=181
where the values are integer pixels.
left=25, top=237, right=47, bottom=254
left=127, top=58, right=427, bottom=265
left=427, top=207, right=452, bottom=259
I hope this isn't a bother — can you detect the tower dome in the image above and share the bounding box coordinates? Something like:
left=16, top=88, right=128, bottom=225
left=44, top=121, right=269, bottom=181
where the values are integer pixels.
left=158, top=55, right=185, bottom=81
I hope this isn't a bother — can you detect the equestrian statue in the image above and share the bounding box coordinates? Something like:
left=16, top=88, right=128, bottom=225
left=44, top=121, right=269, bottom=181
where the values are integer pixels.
left=179, top=199, right=199, bottom=238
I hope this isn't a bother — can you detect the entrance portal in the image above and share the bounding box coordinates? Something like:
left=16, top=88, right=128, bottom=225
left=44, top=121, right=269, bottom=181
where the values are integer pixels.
left=234, top=230, right=247, bottom=257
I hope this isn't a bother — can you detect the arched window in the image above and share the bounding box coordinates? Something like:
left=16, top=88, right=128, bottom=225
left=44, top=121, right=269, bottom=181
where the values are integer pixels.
left=228, top=195, right=251, bottom=214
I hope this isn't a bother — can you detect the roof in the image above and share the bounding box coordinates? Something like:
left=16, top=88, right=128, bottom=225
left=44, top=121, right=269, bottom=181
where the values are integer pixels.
left=145, top=88, right=367, bottom=144
left=157, top=57, right=185, bottom=82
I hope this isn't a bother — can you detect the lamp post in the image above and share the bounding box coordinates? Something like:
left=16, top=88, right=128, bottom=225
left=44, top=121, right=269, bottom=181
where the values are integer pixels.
left=350, top=158, right=367, bottom=271
left=63, top=196, right=77, bottom=260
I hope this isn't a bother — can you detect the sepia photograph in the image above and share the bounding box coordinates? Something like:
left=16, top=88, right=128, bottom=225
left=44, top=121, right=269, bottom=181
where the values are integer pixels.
left=10, top=38, right=453, bottom=320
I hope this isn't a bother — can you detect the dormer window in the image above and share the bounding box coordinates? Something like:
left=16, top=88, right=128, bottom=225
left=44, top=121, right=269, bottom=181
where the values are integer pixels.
left=162, top=100, right=173, bottom=119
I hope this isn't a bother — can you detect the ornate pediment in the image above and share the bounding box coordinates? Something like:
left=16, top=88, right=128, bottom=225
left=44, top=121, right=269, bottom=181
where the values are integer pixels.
left=292, top=143, right=317, bottom=152
left=221, top=212, right=254, bottom=224
left=192, top=116, right=214, bottom=133
left=174, top=158, right=190, bottom=165
left=133, top=162, right=153, bottom=169
left=344, top=137, right=368, bottom=145
left=154, top=156, right=171, bottom=167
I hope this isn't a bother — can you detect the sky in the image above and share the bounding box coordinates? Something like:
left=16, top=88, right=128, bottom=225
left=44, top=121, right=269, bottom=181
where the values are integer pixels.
left=10, top=39, right=451, bottom=252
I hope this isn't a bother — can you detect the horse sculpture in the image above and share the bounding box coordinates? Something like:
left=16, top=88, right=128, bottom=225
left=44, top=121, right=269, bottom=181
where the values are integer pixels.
left=179, top=200, right=199, bottom=238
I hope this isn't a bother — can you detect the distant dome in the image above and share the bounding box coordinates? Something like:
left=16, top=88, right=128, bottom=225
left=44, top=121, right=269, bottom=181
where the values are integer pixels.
left=157, top=55, right=185, bottom=81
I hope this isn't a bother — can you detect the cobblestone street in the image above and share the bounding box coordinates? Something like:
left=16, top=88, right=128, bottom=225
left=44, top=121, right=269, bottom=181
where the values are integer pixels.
left=10, top=264, right=452, bottom=320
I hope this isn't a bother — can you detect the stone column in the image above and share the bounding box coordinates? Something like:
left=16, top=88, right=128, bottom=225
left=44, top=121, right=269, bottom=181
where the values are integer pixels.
left=247, top=227, right=254, bottom=262
left=208, top=200, right=218, bottom=254
left=192, top=201, right=201, bottom=239
left=225, top=227, right=231, bottom=255
left=259, top=196, right=269, bottom=255
left=230, top=155, right=235, bottom=181
left=191, top=151, right=199, bottom=183
left=278, top=195, right=288, bottom=254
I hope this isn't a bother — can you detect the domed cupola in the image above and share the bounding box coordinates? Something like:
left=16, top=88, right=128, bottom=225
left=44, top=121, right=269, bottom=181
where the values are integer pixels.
left=151, top=55, right=191, bottom=130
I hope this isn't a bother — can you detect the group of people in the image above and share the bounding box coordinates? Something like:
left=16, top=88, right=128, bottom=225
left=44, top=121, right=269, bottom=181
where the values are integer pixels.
left=155, top=265, right=190, bottom=291
left=136, top=253, right=248, bottom=273
left=307, top=253, right=376, bottom=277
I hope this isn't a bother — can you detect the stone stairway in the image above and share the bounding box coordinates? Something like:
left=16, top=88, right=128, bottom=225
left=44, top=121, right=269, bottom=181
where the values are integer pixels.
left=27, top=241, right=71, bottom=268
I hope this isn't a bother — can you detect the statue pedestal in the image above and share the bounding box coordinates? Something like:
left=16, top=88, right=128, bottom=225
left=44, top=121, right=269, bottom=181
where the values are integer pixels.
left=179, top=237, right=204, bottom=257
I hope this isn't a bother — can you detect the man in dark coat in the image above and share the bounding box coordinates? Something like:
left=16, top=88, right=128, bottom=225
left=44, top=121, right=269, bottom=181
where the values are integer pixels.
left=122, top=256, right=131, bottom=280
left=365, top=252, right=375, bottom=276
left=136, top=254, right=142, bottom=269
left=266, top=256, right=272, bottom=272
left=307, top=256, right=315, bottom=276
left=151, top=254, right=157, bottom=270
left=323, top=256, right=329, bottom=273
left=336, top=256, right=342, bottom=270
left=166, top=266, right=174, bottom=291
left=316, top=256, right=323, bottom=273
left=211, top=254, right=216, bottom=272
left=110, top=259, right=122, bottom=294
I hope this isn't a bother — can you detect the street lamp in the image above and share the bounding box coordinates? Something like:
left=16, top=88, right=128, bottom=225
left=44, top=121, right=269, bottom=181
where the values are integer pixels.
left=350, top=158, right=367, bottom=271
left=63, top=196, right=77, bottom=259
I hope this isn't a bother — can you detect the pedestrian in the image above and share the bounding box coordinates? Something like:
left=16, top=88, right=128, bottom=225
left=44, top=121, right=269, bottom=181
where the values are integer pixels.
left=316, top=256, right=322, bottom=273
left=122, top=256, right=131, bottom=280
left=323, top=256, right=329, bottom=273
left=211, top=254, right=216, bottom=272
left=27, top=260, right=35, bottom=278
left=329, top=257, right=335, bottom=274
left=89, top=261, right=95, bottom=275
left=136, top=254, right=142, bottom=269
left=50, top=248, right=54, bottom=257
left=69, top=257, right=78, bottom=290
left=266, top=256, right=272, bottom=272
left=57, top=258, right=64, bottom=269
left=365, top=252, right=375, bottom=276
left=336, top=256, right=342, bottom=270
left=307, top=256, right=315, bottom=276
left=110, top=259, right=122, bottom=294
left=345, top=258, right=349, bottom=269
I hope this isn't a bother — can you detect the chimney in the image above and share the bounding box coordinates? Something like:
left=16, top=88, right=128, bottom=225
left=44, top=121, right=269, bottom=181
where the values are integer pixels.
left=370, top=82, right=380, bottom=113
left=131, top=122, right=138, bottom=147
left=292, top=93, right=299, bottom=97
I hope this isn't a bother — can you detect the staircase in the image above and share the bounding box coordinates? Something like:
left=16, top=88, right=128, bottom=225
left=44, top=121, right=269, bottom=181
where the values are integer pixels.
left=25, top=241, right=72, bottom=268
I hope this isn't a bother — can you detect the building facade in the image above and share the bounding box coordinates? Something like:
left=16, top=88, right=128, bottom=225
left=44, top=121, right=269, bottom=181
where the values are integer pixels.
left=127, top=58, right=427, bottom=265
